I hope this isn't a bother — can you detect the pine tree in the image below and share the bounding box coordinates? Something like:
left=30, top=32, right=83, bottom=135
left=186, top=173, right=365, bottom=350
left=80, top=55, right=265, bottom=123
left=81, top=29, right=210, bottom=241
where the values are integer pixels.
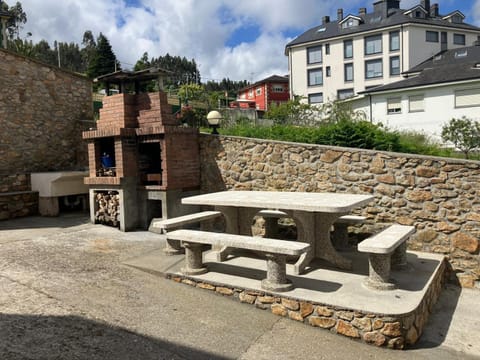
left=86, top=33, right=119, bottom=79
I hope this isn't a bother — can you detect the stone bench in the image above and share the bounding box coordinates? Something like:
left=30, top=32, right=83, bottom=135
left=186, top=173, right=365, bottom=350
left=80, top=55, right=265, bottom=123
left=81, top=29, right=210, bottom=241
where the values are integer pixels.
left=358, top=224, right=415, bottom=291
left=166, top=229, right=310, bottom=292
left=150, top=211, right=223, bottom=255
left=331, top=215, right=367, bottom=250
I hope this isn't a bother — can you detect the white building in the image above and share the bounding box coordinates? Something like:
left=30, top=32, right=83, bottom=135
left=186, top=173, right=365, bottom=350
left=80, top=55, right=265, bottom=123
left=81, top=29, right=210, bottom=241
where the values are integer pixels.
left=285, top=0, right=480, bottom=105
left=346, top=44, right=480, bottom=141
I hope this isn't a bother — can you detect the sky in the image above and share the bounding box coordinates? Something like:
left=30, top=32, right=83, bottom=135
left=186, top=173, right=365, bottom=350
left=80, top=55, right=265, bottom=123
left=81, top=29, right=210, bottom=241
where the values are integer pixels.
left=12, top=0, right=480, bottom=83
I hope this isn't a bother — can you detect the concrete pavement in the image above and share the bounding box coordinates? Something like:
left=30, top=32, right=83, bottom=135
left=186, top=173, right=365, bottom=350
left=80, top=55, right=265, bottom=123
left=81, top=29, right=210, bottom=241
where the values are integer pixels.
left=0, top=213, right=478, bottom=360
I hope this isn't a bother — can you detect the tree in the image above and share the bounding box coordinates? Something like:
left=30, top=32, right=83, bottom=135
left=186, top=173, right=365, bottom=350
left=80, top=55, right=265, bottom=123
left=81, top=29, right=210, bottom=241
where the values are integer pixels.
left=86, top=33, right=119, bottom=79
left=81, top=30, right=97, bottom=70
left=264, top=97, right=315, bottom=125
left=441, top=116, right=480, bottom=159
left=1, top=1, right=27, bottom=41
left=178, top=83, right=205, bottom=103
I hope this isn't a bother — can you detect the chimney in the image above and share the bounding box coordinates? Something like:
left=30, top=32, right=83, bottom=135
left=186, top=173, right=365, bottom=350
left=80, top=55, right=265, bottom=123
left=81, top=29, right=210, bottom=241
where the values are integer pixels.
left=420, top=0, right=431, bottom=16
left=322, top=16, right=330, bottom=25
left=337, top=8, right=343, bottom=22
left=430, top=3, right=439, bottom=17
left=359, top=8, right=367, bottom=16
left=374, top=0, right=400, bottom=18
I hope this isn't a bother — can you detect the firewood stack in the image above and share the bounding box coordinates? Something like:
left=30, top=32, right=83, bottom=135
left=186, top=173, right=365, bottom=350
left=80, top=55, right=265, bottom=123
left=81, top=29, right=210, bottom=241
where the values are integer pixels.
left=95, top=191, right=120, bottom=227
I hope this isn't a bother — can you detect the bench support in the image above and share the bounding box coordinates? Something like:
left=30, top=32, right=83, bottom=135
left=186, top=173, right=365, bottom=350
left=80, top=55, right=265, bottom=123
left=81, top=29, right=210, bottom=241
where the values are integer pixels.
left=182, top=242, right=208, bottom=275
left=261, top=253, right=294, bottom=292
left=391, top=242, right=408, bottom=269
left=164, top=239, right=184, bottom=255
left=364, top=253, right=396, bottom=291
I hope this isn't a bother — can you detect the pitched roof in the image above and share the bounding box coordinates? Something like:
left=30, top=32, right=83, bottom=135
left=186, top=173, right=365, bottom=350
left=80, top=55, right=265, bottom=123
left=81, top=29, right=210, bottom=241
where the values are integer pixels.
left=360, top=45, right=480, bottom=94
left=286, top=7, right=480, bottom=50
left=239, top=75, right=289, bottom=92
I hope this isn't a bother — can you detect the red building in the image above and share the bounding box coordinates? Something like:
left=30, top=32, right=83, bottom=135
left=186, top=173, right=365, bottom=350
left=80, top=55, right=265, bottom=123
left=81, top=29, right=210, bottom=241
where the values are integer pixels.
left=231, top=75, right=289, bottom=112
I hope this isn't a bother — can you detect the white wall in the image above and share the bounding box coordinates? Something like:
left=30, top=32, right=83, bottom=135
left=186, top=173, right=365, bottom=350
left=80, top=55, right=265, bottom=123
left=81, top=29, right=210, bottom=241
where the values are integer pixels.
left=288, top=21, right=480, bottom=104
left=349, top=82, right=480, bottom=142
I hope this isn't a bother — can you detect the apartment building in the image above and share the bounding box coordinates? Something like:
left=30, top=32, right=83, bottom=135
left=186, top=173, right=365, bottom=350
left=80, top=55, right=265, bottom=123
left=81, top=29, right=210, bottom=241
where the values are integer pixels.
left=285, top=0, right=480, bottom=105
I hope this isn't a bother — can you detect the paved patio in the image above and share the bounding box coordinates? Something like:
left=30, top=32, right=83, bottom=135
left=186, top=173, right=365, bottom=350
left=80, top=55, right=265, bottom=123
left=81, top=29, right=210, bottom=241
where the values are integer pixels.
left=0, top=213, right=478, bottom=359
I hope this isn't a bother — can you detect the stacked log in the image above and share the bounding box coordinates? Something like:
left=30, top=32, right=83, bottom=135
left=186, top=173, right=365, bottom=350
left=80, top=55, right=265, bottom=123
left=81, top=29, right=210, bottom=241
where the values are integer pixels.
left=95, top=191, right=120, bottom=227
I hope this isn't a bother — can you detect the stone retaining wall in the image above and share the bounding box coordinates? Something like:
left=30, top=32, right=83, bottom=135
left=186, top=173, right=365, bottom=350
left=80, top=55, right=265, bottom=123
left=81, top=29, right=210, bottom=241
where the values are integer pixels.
left=168, top=257, right=445, bottom=349
left=0, top=49, right=92, bottom=219
left=199, top=135, right=480, bottom=288
left=0, top=49, right=92, bottom=181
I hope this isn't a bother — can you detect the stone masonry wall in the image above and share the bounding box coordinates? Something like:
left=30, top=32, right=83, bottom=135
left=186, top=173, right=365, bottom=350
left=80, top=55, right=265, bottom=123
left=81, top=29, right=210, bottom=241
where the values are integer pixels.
left=0, top=49, right=93, bottom=180
left=199, top=135, right=480, bottom=288
left=169, top=257, right=445, bottom=349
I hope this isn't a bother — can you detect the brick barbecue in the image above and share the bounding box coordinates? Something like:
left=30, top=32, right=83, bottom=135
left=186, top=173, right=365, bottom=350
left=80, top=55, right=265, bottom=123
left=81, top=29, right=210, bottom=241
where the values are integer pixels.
left=83, top=69, right=200, bottom=231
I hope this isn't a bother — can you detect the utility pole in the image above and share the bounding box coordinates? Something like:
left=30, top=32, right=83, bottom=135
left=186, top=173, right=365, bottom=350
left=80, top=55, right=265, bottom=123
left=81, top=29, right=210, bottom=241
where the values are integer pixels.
left=57, top=44, right=61, bottom=68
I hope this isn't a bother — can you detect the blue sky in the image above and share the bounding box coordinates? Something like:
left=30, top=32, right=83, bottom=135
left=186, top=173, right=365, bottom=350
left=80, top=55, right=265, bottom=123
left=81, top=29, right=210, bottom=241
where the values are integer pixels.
left=16, top=0, right=480, bottom=82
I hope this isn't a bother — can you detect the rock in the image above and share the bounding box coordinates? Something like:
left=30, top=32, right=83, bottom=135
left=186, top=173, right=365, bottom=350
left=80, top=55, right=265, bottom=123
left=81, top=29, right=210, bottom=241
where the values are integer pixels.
left=406, top=191, right=433, bottom=202
left=363, top=331, right=386, bottom=346
left=336, top=320, right=360, bottom=338
left=300, top=302, right=314, bottom=318
left=271, top=304, right=287, bottom=317
left=281, top=298, right=299, bottom=311
left=381, top=322, right=402, bottom=337
left=453, top=233, right=479, bottom=254
left=337, top=311, right=355, bottom=321
left=352, top=317, right=372, bottom=331
left=197, top=283, right=215, bottom=291
left=239, top=292, right=256, bottom=304
left=288, top=311, right=304, bottom=322
left=216, top=287, right=234, bottom=296
left=309, top=316, right=336, bottom=329
left=316, top=306, right=334, bottom=317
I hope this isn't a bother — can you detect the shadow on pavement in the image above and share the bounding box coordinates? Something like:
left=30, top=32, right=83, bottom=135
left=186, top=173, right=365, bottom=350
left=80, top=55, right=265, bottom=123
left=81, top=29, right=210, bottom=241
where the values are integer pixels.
left=0, top=213, right=91, bottom=231
left=410, top=283, right=462, bottom=351
left=0, top=313, right=229, bottom=360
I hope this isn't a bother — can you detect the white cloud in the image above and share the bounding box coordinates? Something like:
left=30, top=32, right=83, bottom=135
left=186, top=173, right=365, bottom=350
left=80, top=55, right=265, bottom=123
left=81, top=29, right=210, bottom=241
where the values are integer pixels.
left=14, top=0, right=477, bottom=83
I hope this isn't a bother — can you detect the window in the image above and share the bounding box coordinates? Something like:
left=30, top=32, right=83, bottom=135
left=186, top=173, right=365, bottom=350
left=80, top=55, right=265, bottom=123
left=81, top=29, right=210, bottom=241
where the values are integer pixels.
left=344, top=63, right=354, bottom=82
left=248, top=89, right=254, bottom=98
left=390, top=31, right=400, bottom=51
left=256, top=87, right=262, bottom=95
left=409, top=95, right=424, bottom=112
left=344, top=39, right=353, bottom=59
left=387, top=97, right=402, bottom=114
left=390, top=56, right=400, bottom=76
left=426, top=31, right=439, bottom=42
left=365, top=59, right=383, bottom=79
left=455, top=88, right=480, bottom=108
left=451, top=15, right=463, bottom=24
left=308, top=93, right=323, bottom=104
left=272, top=85, right=284, bottom=93
left=337, top=89, right=354, bottom=100
left=365, top=34, right=382, bottom=55
left=325, top=43, right=330, bottom=55
left=308, top=68, right=323, bottom=86
left=454, top=34, right=466, bottom=45
left=307, top=46, right=322, bottom=64
left=326, top=66, right=331, bottom=77
left=342, top=18, right=359, bottom=29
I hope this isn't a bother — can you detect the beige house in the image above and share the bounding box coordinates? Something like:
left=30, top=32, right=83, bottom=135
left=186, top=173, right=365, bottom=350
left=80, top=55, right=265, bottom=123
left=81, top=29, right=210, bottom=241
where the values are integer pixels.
left=285, top=0, right=480, bottom=105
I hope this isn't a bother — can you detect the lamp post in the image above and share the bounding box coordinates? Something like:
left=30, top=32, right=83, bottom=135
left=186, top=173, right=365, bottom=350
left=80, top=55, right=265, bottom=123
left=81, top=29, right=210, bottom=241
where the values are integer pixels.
left=207, top=110, right=222, bottom=135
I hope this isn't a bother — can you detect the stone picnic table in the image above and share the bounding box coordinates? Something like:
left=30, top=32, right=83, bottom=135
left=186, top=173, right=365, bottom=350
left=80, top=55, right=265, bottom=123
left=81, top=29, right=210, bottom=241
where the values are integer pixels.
left=182, top=191, right=374, bottom=274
